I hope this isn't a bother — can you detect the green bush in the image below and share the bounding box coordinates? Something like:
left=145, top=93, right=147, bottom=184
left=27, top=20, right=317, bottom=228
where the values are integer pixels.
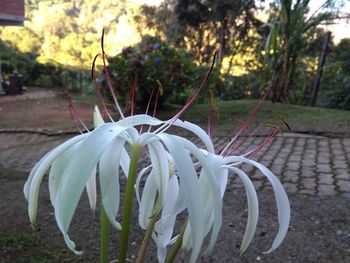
left=319, top=76, right=350, bottom=110
left=107, top=36, right=221, bottom=109
left=1, top=40, right=89, bottom=91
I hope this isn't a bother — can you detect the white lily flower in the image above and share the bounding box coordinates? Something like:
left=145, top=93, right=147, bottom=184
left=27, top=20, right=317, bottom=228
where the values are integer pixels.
left=148, top=125, right=290, bottom=261
left=172, top=137, right=290, bottom=256
left=24, top=40, right=290, bottom=263
left=24, top=104, right=220, bottom=261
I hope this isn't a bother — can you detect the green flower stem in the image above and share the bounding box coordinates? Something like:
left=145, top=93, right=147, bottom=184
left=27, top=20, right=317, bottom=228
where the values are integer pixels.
left=118, top=144, right=142, bottom=263
left=135, top=212, right=159, bottom=263
left=100, top=204, right=110, bottom=263
left=165, top=219, right=188, bottom=263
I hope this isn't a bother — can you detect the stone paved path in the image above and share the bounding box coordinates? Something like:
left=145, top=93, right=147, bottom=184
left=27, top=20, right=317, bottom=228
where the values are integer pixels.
left=1, top=131, right=349, bottom=196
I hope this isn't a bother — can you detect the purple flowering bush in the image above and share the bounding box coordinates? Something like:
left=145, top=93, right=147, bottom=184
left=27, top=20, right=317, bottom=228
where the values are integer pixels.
left=106, top=35, right=221, bottom=109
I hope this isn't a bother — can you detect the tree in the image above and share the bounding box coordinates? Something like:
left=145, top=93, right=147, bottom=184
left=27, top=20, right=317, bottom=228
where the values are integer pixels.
left=137, top=0, right=260, bottom=72
left=264, top=0, right=342, bottom=102
left=1, top=0, right=140, bottom=68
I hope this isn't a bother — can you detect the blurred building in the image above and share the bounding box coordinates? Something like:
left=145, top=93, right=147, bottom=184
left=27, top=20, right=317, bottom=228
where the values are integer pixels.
left=0, top=0, right=25, bottom=94
left=0, top=0, right=25, bottom=26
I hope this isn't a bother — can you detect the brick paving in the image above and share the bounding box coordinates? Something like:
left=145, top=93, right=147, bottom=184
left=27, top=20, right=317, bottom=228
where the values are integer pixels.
left=0, top=131, right=349, bottom=196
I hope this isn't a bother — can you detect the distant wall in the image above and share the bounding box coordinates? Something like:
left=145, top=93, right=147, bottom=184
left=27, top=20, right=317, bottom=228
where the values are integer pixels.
left=0, top=0, right=25, bottom=26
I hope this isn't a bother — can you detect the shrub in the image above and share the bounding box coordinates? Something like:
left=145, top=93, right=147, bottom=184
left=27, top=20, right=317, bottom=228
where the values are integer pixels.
left=319, top=76, right=350, bottom=110
left=107, top=36, right=221, bottom=109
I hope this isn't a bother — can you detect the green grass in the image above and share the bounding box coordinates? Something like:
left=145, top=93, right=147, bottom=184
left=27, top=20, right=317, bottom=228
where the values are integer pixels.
left=159, top=100, right=350, bottom=134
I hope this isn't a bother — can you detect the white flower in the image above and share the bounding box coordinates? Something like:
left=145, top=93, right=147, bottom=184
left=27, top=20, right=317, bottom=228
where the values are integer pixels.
left=23, top=106, right=219, bottom=262
left=145, top=137, right=290, bottom=262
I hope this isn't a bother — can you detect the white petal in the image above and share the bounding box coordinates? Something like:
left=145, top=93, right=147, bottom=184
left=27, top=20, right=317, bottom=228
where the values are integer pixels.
left=49, top=142, right=81, bottom=205
left=135, top=165, right=152, bottom=206
left=120, top=147, right=130, bottom=176
left=99, top=138, right=128, bottom=229
left=174, top=136, right=223, bottom=254
left=139, top=172, right=157, bottom=229
left=54, top=124, right=127, bottom=253
left=148, top=141, right=169, bottom=208
left=24, top=133, right=88, bottom=226
left=86, top=166, right=97, bottom=212
left=228, top=167, right=259, bottom=253
left=158, top=133, right=204, bottom=263
left=172, top=120, right=215, bottom=153
left=93, top=105, right=105, bottom=127
left=155, top=175, right=180, bottom=263
left=224, top=156, right=290, bottom=252
left=117, top=114, right=163, bottom=127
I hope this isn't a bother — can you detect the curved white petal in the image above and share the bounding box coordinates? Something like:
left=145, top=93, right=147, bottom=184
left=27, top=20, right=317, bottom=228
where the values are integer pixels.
left=99, top=138, right=127, bottom=230
left=93, top=105, right=105, bottom=127
left=157, top=133, right=204, bottom=263
left=25, top=133, right=88, bottom=226
left=172, top=120, right=215, bottom=153
left=173, top=136, right=222, bottom=254
left=224, top=156, right=290, bottom=253
left=54, top=124, right=127, bottom=253
left=139, top=172, right=157, bottom=229
left=49, top=142, right=81, bottom=206
left=148, top=140, right=169, bottom=208
left=154, top=175, right=180, bottom=263
left=117, top=114, right=163, bottom=127
left=86, top=166, right=97, bottom=212
left=228, top=167, right=259, bottom=253
left=135, top=165, right=152, bottom=206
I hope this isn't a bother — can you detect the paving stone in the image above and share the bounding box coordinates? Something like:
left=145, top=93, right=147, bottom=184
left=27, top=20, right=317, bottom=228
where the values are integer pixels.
left=318, top=146, right=329, bottom=152
left=342, top=139, right=350, bottom=146
left=332, top=150, right=345, bottom=156
left=282, top=182, right=298, bottom=193
left=302, top=159, right=316, bottom=167
left=286, top=162, right=300, bottom=171
left=317, top=184, right=337, bottom=195
left=337, top=180, right=350, bottom=192
left=283, top=170, right=299, bottom=183
left=334, top=155, right=346, bottom=161
left=333, top=161, right=348, bottom=169
left=318, top=140, right=329, bottom=147
left=270, top=164, right=284, bottom=174
left=301, top=178, right=317, bottom=190
left=318, top=173, right=334, bottom=185
left=335, top=169, right=350, bottom=180
left=299, top=189, right=316, bottom=195
left=317, top=164, right=332, bottom=173
left=289, top=155, right=302, bottom=162
left=317, top=157, right=331, bottom=164
left=294, top=146, right=304, bottom=152
left=301, top=169, right=316, bottom=178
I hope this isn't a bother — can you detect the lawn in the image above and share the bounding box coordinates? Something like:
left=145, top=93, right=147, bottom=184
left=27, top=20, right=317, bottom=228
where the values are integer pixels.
left=160, top=100, right=350, bottom=136
left=1, top=91, right=349, bottom=136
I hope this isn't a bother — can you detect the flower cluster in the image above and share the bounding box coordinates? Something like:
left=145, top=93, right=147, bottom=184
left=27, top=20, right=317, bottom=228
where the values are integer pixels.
left=24, top=36, right=290, bottom=263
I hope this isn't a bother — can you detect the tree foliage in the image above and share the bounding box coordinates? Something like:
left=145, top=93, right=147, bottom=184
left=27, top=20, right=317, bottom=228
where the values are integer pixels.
left=1, top=0, right=141, bottom=68
left=263, top=0, right=342, bottom=102
left=136, top=0, right=262, bottom=71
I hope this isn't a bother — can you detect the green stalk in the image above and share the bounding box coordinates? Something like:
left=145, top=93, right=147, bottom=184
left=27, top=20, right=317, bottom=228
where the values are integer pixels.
left=135, top=213, right=158, bottom=263
left=165, top=219, right=188, bottom=263
left=118, top=144, right=142, bottom=263
left=100, top=204, right=110, bottom=263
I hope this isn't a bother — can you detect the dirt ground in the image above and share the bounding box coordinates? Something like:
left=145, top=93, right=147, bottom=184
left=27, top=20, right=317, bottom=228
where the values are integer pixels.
left=1, top=88, right=350, bottom=262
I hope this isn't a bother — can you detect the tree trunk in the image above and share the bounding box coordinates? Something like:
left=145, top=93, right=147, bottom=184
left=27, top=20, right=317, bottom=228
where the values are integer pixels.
left=217, top=17, right=227, bottom=72
left=309, top=31, right=331, bottom=106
